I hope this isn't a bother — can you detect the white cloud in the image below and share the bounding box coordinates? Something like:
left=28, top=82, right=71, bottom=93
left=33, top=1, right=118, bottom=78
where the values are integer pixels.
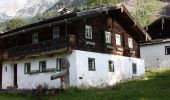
left=0, top=0, right=27, bottom=16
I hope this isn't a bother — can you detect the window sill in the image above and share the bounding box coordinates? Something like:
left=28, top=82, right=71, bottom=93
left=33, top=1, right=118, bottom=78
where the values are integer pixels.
left=29, top=70, right=39, bottom=75
left=45, top=68, right=56, bottom=73
left=88, top=70, right=96, bottom=71
left=27, top=68, right=59, bottom=75
left=109, top=71, right=115, bottom=72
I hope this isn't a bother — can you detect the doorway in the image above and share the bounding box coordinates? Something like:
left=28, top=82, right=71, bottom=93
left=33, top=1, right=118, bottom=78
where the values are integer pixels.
left=0, top=64, right=2, bottom=89
left=14, top=64, right=18, bottom=88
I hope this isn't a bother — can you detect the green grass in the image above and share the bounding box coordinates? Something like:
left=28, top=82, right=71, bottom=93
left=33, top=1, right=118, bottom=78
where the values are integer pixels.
left=1, top=69, right=170, bottom=100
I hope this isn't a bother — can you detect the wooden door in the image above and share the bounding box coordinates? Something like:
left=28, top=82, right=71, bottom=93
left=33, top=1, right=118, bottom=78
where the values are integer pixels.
left=0, top=64, right=2, bottom=89
left=14, top=64, right=18, bottom=88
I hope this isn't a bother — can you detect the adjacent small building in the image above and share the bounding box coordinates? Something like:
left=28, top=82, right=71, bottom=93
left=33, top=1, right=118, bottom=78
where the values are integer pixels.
left=141, top=16, right=170, bottom=70
left=0, top=5, right=150, bottom=89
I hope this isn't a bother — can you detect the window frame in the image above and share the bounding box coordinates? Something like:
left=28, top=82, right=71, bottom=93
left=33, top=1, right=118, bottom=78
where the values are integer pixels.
left=88, top=58, right=95, bottom=71
left=5, top=66, right=7, bottom=72
left=132, top=63, right=137, bottom=74
left=24, top=62, right=31, bottom=74
left=53, top=26, right=60, bottom=39
left=39, top=61, right=46, bottom=73
left=108, top=60, right=114, bottom=72
left=128, top=38, right=133, bottom=49
left=56, top=58, right=62, bottom=71
left=115, top=34, right=121, bottom=46
left=85, top=25, right=92, bottom=39
left=105, top=31, right=112, bottom=44
left=165, top=46, right=170, bottom=55
left=32, top=32, right=38, bottom=44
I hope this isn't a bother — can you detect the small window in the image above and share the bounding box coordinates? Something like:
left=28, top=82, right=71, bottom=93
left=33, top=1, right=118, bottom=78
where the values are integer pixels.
left=105, top=31, right=111, bottom=44
left=5, top=66, right=7, bottom=72
left=108, top=61, right=114, bottom=72
left=53, top=26, right=60, bottom=39
left=56, top=58, right=62, bottom=71
left=24, top=63, right=31, bottom=74
left=32, top=32, right=38, bottom=44
left=128, top=38, right=133, bottom=48
left=165, top=46, right=170, bottom=55
left=85, top=25, right=92, bottom=39
left=115, top=34, right=121, bottom=46
left=88, top=58, right=95, bottom=71
left=39, top=61, right=46, bottom=73
left=132, top=63, right=137, bottom=74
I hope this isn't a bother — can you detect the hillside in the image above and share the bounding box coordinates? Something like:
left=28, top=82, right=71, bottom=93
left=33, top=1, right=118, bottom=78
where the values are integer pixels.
left=125, top=0, right=169, bottom=26
left=0, top=0, right=59, bottom=21
left=1, top=69, right=170, bottom=99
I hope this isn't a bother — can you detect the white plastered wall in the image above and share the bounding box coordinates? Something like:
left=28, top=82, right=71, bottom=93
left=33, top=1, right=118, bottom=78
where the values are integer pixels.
left=2, top=52, right=78, bottom=89
left=2, top=50, right=144, bottom=89
left=74, top=50, right=145, bottom=87
left=140, top=42, right=170, bottom=70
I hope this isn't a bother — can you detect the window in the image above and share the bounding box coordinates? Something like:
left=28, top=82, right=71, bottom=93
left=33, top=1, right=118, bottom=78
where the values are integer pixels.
left=56, top=58, right=62, bottom=71
left=105, top=31, right=111, bottom=44
left=88, top=58, right=95, bottom=71
left=132, top=63, right=137, bottom=74
left=5, top=66, right=7, bottom=72
left=108, top=61, right=114, bottom=72
left=24, top=63, right=31, bottom=74
left=165, top=46, right=170, bottom=55
left=85, top=25, right=92, bottom=39
left=115, top=34, right=121, bottom=46
left=53, top=26, right=60, bottom=39
left=39, top=61, right=46, bottom=73
left=32, top=32, right=38, bottom=44
left=128, top=38, right=133, bottom=48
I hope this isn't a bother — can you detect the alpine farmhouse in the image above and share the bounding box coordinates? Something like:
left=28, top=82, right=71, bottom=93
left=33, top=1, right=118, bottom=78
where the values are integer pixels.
left=0, top=5, right=150, bottom=89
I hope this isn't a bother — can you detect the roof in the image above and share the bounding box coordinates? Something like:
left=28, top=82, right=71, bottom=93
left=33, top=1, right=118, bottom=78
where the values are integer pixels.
left=0, top=4, right=151, bottom=42
left=145, top=16, right=170, bottom=39
left=146, top=16, right=170, bottom=28
left=141, top=38, right=170, bottom=46
left=118, top=5, right=151, bottom=41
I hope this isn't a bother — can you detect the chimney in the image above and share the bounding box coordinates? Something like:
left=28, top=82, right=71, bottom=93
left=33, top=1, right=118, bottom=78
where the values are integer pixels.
left=58, top=8, right=71, bottom=15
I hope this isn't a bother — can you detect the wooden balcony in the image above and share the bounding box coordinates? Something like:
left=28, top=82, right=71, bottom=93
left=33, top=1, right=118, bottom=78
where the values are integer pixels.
left=5, top=35, right=76, bottom=59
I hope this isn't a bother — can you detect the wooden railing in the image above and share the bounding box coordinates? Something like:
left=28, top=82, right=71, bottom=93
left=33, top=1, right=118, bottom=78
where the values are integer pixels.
left=7, top=35, right=76, bottom=58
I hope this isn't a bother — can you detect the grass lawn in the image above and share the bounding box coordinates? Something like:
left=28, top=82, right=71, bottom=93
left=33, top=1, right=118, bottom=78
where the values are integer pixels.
left=1, top=69, right=170, bottom=100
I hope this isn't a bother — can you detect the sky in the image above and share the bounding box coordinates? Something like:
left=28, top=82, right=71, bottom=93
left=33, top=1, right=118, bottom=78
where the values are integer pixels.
left=0, top=0, right=27, bottom=16
left=0, top=0, right=10, bottom=6
left=0, top=0, right=26, bottom=7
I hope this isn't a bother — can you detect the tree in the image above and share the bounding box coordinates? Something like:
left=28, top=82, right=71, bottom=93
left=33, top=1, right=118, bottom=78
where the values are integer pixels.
left=87, top=0, right=119, bottom=8
left=6, top=18, right=26, bottom=31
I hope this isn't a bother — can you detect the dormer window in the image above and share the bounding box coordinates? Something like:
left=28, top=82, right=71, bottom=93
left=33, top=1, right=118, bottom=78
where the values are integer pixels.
left=32, top=32, right=38, bottom=44
left=85, top=25, right=92, bottom=39
left=105, top=31, right=111, bottom=44
left=128, top=38, right=133, bottom=48
left=53, top=26, right=60, bottom=39
left=115, top=34, right=121, bottom=46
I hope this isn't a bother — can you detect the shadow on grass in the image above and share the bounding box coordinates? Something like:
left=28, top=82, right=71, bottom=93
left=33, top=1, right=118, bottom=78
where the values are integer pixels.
left=1, top=70, right=170, bottom=100
left=51, top=69, right=170, bottom=100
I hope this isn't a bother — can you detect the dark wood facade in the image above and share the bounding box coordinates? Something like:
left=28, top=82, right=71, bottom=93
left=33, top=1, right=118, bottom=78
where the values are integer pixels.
left=0, top=5, right=150, bottom=61
left=145, top=17, right=170, bottom=39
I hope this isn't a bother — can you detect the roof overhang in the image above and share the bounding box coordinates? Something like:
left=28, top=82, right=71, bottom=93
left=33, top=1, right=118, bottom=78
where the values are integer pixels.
left=117, top=5, right=151, bottom=41
left=0, top=4, right=151, bottom=42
